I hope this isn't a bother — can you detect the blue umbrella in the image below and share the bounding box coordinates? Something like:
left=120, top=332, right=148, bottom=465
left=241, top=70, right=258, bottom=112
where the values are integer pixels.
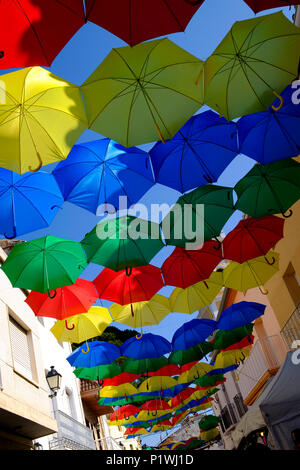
left=120, top=333, right=172, bottom=359
left=66, top=341, right=120, bottom=368
left=53, top=138, right=155, bottom=214
left=217, top=301, right=266, bottom=331
left=238, top=85, right=300, bottom=165
left=172, top=319, right=217, bottom=351
left=150, top=110, right=238, bottom=194
left=0, top=168, right=63, bottom=239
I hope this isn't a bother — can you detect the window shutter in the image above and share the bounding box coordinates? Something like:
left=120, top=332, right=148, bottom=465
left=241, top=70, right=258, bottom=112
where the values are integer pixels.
left=9, top=316, right=33, bottom=380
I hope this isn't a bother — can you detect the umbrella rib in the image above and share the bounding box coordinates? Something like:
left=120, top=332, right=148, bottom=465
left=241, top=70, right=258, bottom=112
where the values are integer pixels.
left=11, top=186, right=52, bottom=225
left=241, top=54, right=298, bottom=78
left=241, top=31, right=300, bottom=55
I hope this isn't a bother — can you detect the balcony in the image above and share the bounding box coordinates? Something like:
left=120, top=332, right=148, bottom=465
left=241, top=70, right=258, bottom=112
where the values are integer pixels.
left=49, top=410, right=96, bottom=450
left=281, top=304, right=300, bottom=350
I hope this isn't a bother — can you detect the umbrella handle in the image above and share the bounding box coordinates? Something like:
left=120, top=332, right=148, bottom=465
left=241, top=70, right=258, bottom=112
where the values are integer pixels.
left=81, top=342, right=90, bottom=354
left=282, top=209, right=293, bottom=218
left=97, top=376, right=104, bottom=387
left=213, top=238, right=222, bottom=251
left=65, top=319, right=75, bottom=330
left=272, top=91, right=284, bottom=111
left=240, top=352, right=246, bottom=364
left=152, top=410, right=158, bottom=417
left=264, top=255, right=275, bottom=266
left=203, top=280, right=209, bottom=289
left=0, top=51, right=4, bottom=58
left=131, top=303, right=135, bottom=317
left=125, top=267, right=132, bottom=276
left=136, top=329, right=143, bottom=340
left=29, top=152, right=42, bottom=172
left=48, top=290, right=57, bottom=299
left=125, top=415, right=130, bottom=421
left=155, top=123, right=166, bottom=144
left=258, top=285, right=269, bottom=296
left=125, top=393, right=128, bottom=402
left=4, top=226, right=16, bottom=239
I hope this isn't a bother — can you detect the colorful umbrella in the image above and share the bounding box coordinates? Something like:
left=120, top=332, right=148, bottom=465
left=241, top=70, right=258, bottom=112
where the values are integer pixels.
left=222, top=215, right=284, bottom=264
left=200, top=428, right=219, bottom=442
left=74, top=362, right=122, bottom=381
left=99, top=373, right=141, bottom=387
left=169, top=387, right=202, bottom=409
left=161, top=240, right=223, bottom=289
left=53, top=138, right=154, bottom=214
left=93, top=265, right=164, bottom=305
left=81, top=38, right=203, bottom=147
left=140, top=399, right=172, bottom=415
left=149, top=364, right=181, bottom=377
left=214, top=349, right=250, bottom=369
left=150, top=420, right=172, bottom=433
left=223, top=334, right=255, bottom=352
left=194, top=374, right=225, bottom=389
left=98, top=394, right=158, bottom=407
left=213, top=324, right=254, bottom=350
left=66, top=341, right=120, bottom=368
left=81, top=216, right=164, bottom=270
left=217, top=302, right=266, bottom=331
left=150, top=110, right=238, bottom=193
left=204, top=12, right=300, bottom=120
left=0, top=1, right=85, bottom=68
left=177, top=363, right=213, bottom=384
left=0, top=168, right=63, bottom=239
left=99, top=383, right=139, bottom=399
left=1, top=236, right=87, bottom=296
left=161, top=185, right=235, bottom=248
left=138, top=376, right=178, bottom=395
left=168, top=342, right=214, bottom=366
left=120, top=333, right=172, bottom=359
left=238, top=85, right=300, bottom=165
left=122, top=357, right=168, bottom=376
left=172, top=318, right=217, bottom=351
left=0, top=67, right=87, bottom=174
left=109, top=405, right=140, bottom=424
left=222, top=252, right=279, bottom=295
left=234, top=159, right=300, bottom=219
left=244, top=1, right=300, bottom=13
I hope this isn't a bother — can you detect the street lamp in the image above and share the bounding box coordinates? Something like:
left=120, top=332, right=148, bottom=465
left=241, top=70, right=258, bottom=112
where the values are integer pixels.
left=46, top=366, right=62, bottom=398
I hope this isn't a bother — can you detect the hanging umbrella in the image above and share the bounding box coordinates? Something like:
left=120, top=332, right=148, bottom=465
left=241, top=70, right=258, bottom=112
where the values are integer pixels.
left=81, top=38, right=203, bottom=147
left=200, top=428, right=220, bottom=442
left=194, top=374, right=225, bottom=389
left=149, top=364, right=181, bottom=377
left=161, top=185, right=235, bottom=249
left=53, top=138, right=154, bottom=214
left=1, top=235, right=87, bottom=296
left=161, top=240, right=223, bottom=289
left=223, top=335, right=255, bottom=352
left=81, top=216, right=164, bottom=271
left=238, top=85, right=300, bottom=165
left=74, top=362, right=122, bottom=380
left=98, top=394, right=158, bottom=407
left=150, top=110, right=238, bottom=193
left=169, top=271, right=223, bottom=314
left=168, top=342, right=214, bottom=366
left=171, top=411, right=188, bottom=426
left=213, top=323, right=254, bottom=349
left=234, top=159, right=300, bottom=219
left=120, top=333, right=172, bottom=359
left=222, top=215, right=284, bottom=265
left=222, top=252, right=279, bottom=295
left=244, top=1, right=300, bottom=13
left=177, top=363, right=213, bottom=384
left=93, top=265, right=164, bottom=305
left=218, top=302, right=266, bottom=331
left=26, top=278, right=98, bottom=323
left=169, top=387, right=203, bottom=410
left=109, top=405, right=140, bottom=424
left=0, top=168, right=63, bottom=239
left=0, top=67, right=87, bottom=174
left=50, top=307, right=112, bottom=343
left=66, top=341, right=120, bottom=368
left=214, top=349, right=250, bottom=369
left=100, top=373, right=141, bottom=387
left=0, top=0, right=85, bottom=68
left=172, top=319, right=217, bottom=351
left=138, top=377, right=178, bottom=396
left=204, top=12, right=300, bottom=120
left=110, top=295, right=171, bottom=333
left=124, top=427, right=149, bottom=436
left=122, top=357, right=169, bottom=376
left=150, top=420, right=172, bottom=433
left=99, top=383, right=139, bottom=400
left=138, top=399, right=172, bottom=420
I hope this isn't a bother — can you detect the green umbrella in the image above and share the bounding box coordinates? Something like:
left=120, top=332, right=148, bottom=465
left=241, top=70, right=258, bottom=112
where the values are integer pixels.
left=194, top=374, right=224, bottom=388
left=122, top=357, right=168, bottom=376
left=199, top=415, right=220, bottom=431
left=81, top=216, right=164, bottom=270
left=235, top=159, right=300, bottom=219
left=168, top=342, right=214, bottom=366
left=74, top=362, right=122, bottom=381
left=1, top=236, right=87, bottom=297
left=98, top=394, right=158, bottom=407
left=81, top=38, right=203, bottom=147
left=161, top=185, right=234, bottom=249
left=204, top=12, right=300, bottom=120
left=213, top=324, right=254, bottom=350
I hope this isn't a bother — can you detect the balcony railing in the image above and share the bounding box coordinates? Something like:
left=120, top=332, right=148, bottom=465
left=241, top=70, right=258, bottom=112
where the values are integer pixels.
left=281, top=304, right=300, bottom=350
left=51, top=410, right=96, bottom=450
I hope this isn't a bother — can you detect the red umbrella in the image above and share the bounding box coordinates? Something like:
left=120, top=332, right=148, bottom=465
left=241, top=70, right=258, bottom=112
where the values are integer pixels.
left=110, top=404, right=140, bottom=422
left=100, top=372, right=140, bottom=387
left=25, top=278, right=98, bottom=327
left=140, top=399, right=171, bottom=412
left=171, top=412, right=187, bottom=426
left=243, top=1, right=300, bottom=13
left=149, top=364, right=181, bottom=377
left=169, top=387, right=202, bottom=409
left=84, top=0, right=204, bottom=47
left=222, top=334, right=255, bottom=352
left=180, top=361, right=198, bottom=373
left=222, top=215, right=284, bottom=265
left=161, top=240, right=223, bottom=289
left=93, top=265, right=164, bottom=305
left=0, top=0, right=85, bottom=68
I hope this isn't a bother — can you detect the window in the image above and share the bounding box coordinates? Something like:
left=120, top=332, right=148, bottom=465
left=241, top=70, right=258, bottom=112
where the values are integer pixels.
left=283, top=263, right=300, bottom=306
left=220, top=406, right=233, bottom=430
left=9, top=316, right=34, bottom=381
left=234, top=393, right=248, bottom=418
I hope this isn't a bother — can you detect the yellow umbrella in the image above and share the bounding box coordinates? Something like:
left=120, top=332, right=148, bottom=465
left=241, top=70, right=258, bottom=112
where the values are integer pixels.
left=151, top=422, right=172, bottom=433
left=169, top=272, right=223, bottom=314
left=110, top=295, right=171, bottom=332
left=178, top=363, right=213, bottom=385
left=50, top=306, right=112, bottom=343
left=138, top=376, right=178, bottom=394
left=223, top=251, right=279, bottom=295
left=0, top=67, right=87, bottom=174
left=99, top=383, right=138, bottom=399
left=200, top=428, right=220, bottom=442
left=214, top=349, right=250, bottom=370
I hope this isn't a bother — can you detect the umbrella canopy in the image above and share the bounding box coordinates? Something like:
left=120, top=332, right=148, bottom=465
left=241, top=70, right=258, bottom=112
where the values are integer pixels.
left=74, top=362, right=122, bottom=380
left=138, top=376, right=178, bottom=395
left=218, top=302, right=266, bottom=331
left=177, top=363, right=213, bottom=384
left=1, top=236, right=87, bottom=295
left=200, top=428, right=220, bottom=442
left=244, top=1, right=300, bottom=13
left=53, top=138, right=154, bottom=214
left=150, top=110, right=238, bottom=193
left=99, top=383, right=138, bottom=399
left=81, top=38, right=203, bottom=147
left=204, top=12, right=300, bottom=120
left=140, top=399, right=172, bottom=413
left=169, top=387, right=203, bottom=409
left=161, top=185, right=235, bottom=248
left=25, top=278, right=98, bottom=320
left=0, top=168, right=63, bottom=239
left=223, top=334, right=255, bottom=352
left=222, top=252, right=279, bottom=294
left=66, top=341, right=120, bottom=368
left=149, top=364, right=181, bottom=377
left=234, top=159, right=300, bottom=219
left=194, top=374, right=225, bottom=389
left=0, top=67, right=87, bottom=174
left=122, top=357, right=168, bottom=375
left=85, top=0, right=204, bottom=46
left=98, top=394, right=158, bottom=407
left=222, top=215, right=284, bottom=264
left=169, top=271, right=223, bottom=314
left=161, top=240, right=223, bottom=289
left=50, top=307, right=112, bottom=343
left=172, top=319, right=217, bottom=351
left=109, top=405, right=140, bottom=423
left=214, top=349, right=250, bottom=369
left=110, top=295, right=171, bottom=329
left=168, top=342, right=214, bottom=366
left=94, top=265, right=164, bottom=305
left=213, top=323, right=254, bottom=349
left=150, top=420, right=172, bottom=433
left=100, top=373, right=140, bottom=387
left=0, top=0, right=85, bottom=68
left=81, top=216, right=164, bottom=271
left=120, top=333, right=172, bottom=359
left=238, top=85, right=300, bottom=165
